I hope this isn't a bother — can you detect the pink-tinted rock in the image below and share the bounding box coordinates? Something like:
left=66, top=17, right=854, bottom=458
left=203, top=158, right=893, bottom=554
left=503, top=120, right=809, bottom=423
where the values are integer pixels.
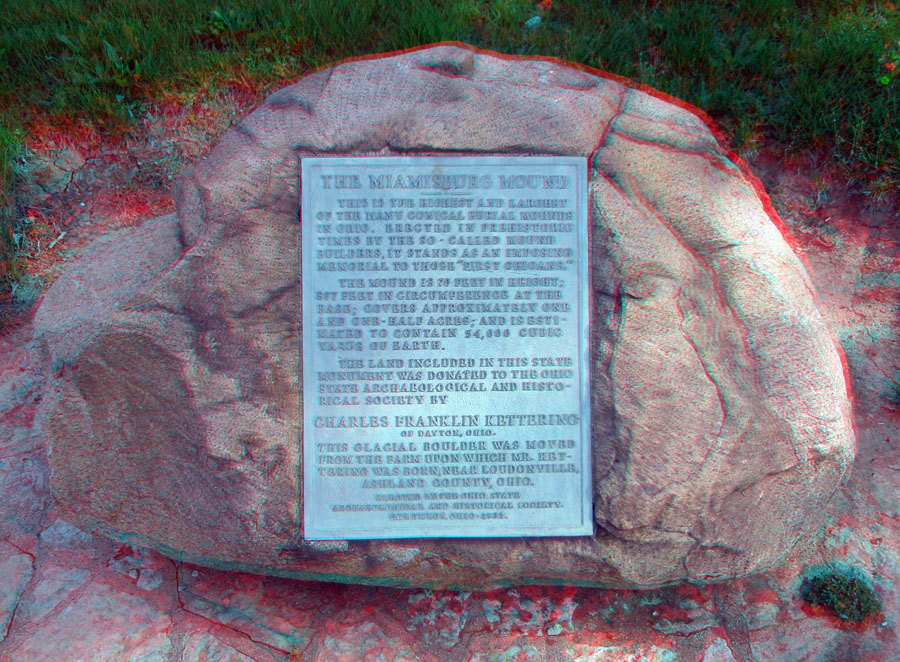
left=0, top=545, right=33, bottom=636
left=31, top=43, right=855, bottom=589
left=7, top=580, right=172, bottom=661
left=22, top=145, right=85, bottom=199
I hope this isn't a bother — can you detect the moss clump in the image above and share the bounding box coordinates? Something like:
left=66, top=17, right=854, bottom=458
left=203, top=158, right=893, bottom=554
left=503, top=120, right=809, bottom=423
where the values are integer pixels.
left=800, top=564, right=882, bottom=623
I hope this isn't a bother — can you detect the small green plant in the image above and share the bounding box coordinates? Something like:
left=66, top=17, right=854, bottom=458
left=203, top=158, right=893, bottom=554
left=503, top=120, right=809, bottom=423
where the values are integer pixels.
left=800, top=564, right=882, bottom=624
left=877, top=38, right=900, bottom=86
left=865, top=172, right=900, bottom=202
left=193, top=5, right=254, bottom=49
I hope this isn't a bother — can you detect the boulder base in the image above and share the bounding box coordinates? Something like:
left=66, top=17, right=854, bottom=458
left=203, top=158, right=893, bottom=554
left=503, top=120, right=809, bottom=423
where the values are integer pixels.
left=33, top=43, right=855, bottom=589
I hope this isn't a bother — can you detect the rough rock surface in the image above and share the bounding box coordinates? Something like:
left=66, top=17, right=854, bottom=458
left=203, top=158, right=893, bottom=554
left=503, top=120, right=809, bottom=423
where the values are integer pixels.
left=31, top=43, right=855, bottom=589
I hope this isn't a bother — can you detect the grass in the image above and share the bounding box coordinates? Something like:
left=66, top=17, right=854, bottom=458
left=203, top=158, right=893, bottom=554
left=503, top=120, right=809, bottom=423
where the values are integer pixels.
left=800, top=564, right=882, bottom=624
left=1, top=0, right=899, bottom=298
left=0, top=123, right=22, bottom=283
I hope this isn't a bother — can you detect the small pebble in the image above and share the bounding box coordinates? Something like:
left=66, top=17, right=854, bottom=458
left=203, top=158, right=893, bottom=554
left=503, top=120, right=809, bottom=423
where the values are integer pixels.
left=525, top=16, right=541, bottom=31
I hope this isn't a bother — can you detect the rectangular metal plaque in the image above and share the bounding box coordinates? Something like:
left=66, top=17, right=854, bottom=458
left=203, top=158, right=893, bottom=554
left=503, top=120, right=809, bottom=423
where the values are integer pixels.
left=301, top=156, right=591, bottom=539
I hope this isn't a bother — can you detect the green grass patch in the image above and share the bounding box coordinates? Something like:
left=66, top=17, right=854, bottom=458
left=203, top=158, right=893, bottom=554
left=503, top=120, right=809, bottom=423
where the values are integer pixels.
left=530, top=0, right=900, bottom=171
left=0, top=121, right=24, bottom=285
left=0, top=0, right=898, bottom=301
left=800, top=563, right=882, bottom=624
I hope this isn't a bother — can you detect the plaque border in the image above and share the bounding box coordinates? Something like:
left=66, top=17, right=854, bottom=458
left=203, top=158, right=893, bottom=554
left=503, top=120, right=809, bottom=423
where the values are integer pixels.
left=299, top=155, right=592, bottom=540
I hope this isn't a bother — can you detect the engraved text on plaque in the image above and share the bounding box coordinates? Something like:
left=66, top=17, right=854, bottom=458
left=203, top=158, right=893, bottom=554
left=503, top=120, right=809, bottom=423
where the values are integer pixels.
left=301, top=156, right=591, bottom=539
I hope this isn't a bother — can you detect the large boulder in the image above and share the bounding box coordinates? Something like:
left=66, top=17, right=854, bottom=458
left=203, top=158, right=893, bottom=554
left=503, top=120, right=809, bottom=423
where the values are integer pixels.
left=32, top=43, right=855, bottom=589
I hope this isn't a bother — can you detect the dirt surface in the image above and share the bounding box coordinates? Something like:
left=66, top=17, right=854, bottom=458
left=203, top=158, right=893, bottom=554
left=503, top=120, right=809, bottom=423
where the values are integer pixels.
left=1, top=86, right=899, bottom=660
left=0, top=81, right=266, bottom=324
